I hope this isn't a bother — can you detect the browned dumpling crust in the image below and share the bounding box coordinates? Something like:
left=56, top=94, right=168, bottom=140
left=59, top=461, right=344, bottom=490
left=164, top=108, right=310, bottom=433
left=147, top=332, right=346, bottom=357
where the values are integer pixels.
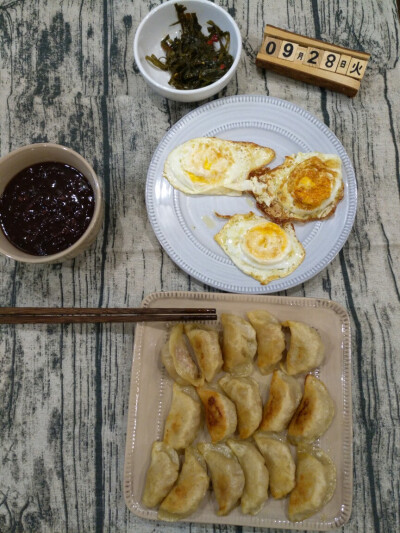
left=253, top=432, right=296, bottom=499
left=163, top=383, right=202, bottom=450
left=158, top=447, right=209, bottom=521
left=227, top=439, right=269, bottom=515
left=288, top=445, right=337, bottom=522
left=260, top=369, right=302, bottom=432
left=288, top=374, right=335, bottom=445
left=198, top=442, right=245, bottom=516
left=219, top=375, right=262, bottom=439
left=247, top=310, right=285, bottom=374
left=161, top=341, right=188, bottom=385
left=196, top=386, right=237, bottom=442
left=142, top=441, right=180, bottom=508
left=221, top=313, right=257, bottom=376
left=185, top=324, right=223, bottom=383
left=168, top=324, right=204, bottom=386
left=282, top=320, right=325, bottom=375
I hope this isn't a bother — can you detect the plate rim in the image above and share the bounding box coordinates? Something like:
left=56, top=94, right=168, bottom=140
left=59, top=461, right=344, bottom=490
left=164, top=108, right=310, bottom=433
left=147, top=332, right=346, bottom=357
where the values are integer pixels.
left=123, top=291, right=353, bottom=531
left=145, top=94, right=358, bottom=294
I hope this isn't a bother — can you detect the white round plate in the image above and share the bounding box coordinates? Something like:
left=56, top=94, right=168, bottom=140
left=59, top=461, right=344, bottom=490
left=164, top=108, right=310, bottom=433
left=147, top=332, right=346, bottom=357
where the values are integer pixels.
left=145, top=95, right=357, bottom=293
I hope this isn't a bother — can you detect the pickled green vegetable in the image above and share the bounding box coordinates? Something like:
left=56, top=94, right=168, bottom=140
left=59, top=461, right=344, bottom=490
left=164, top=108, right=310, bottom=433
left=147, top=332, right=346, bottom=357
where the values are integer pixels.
left=145, top=3, right=234, bottom=90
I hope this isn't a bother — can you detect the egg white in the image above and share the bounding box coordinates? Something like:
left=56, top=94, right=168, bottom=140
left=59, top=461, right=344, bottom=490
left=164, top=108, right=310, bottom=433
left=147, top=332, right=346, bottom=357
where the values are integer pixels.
left=251, top=152, right=344, bottom=222
left=163, top=137, right=275, bottom=196
left=214, top=212, right=305, bottom=285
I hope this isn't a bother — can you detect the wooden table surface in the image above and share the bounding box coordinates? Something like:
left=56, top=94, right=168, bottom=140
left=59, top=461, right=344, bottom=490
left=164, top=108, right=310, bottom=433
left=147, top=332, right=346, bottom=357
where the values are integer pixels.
left=0, top=1, right=399, bottom=532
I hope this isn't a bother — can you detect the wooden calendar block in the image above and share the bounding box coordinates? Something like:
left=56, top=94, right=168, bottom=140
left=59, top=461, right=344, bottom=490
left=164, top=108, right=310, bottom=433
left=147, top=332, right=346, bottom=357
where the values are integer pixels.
left=347, top=58, right=368, bottom=79
left=256, top=25, right=371, bottom=97
left=336, top=54, right=352, bottom=75
left=277, top=40, right=298, bottom=61
left=262, top=36, right=282, bottom=57
left=304, top=47, right=324, bottom=68
left=294, top=46, right=307, bottom=63
left=320, top=50, right=340, bottom=71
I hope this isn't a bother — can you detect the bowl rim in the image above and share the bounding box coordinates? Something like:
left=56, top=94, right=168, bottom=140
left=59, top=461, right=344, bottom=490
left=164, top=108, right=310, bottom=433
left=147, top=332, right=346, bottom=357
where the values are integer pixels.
left=133, top=0, right=242, bottom=96
left=0, top=142, right=103, bottom=264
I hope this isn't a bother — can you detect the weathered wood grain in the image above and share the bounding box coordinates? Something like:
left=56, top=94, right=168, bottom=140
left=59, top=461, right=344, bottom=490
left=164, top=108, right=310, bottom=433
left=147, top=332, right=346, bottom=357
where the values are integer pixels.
left=0, top=0, right=399, bottom=532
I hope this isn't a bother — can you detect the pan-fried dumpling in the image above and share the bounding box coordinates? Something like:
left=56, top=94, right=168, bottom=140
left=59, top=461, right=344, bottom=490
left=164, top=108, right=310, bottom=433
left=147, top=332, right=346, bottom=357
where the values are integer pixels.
left=158, top=447, right=209, bottom=521
left=164, top=383, right=202, bottom=450
left=288, top=374, right=335, bottom=445
left=167, top=324, right=204, bottom=386
left=196, top=386, right=237, bottom=442
left=288, top=445, right=336, bottom=522
left=198, top=442, right=245, bottom=516
left=259, top=369, right=302, bottom=432
left=247, top=310, right=285, bottom=374
left=282, top=321, right=325, bottom=375
left=161, top=341, right=187, bottom=385
left=142, top=441, right=180, bottom=508
left=227, top=439, right=269, bottom=515
left=253, top=432, right=296, bottom=499
left=221, top=314, right=257, bottom=376
left=219, top=375, right=262, bottom=439
left=185, top=324, right=223, bottom=382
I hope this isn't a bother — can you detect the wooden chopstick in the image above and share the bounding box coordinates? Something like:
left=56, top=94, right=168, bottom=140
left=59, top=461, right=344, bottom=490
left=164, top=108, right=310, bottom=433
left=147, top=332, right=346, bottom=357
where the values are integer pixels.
left=0, top=307, right=217, bottom=316
left=0, top=307, right=218, bottom=324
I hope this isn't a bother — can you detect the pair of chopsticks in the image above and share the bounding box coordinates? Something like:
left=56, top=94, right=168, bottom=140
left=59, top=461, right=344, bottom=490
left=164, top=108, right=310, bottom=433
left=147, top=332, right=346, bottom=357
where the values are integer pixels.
left=0, top=307, right=218, bottom=324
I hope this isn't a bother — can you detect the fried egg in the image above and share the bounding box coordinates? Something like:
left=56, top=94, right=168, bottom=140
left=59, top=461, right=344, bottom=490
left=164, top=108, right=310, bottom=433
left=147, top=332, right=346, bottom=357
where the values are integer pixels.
left=214, top=212, right=305, bottom=285
left=251, top=152, right=344, bottom=222
left=163, top=137, right=275, bottom=196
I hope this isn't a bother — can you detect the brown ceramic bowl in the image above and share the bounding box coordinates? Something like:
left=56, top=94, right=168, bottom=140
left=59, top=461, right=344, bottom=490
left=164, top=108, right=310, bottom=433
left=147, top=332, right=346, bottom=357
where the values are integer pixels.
left=0, top=143, right=103, bottom=263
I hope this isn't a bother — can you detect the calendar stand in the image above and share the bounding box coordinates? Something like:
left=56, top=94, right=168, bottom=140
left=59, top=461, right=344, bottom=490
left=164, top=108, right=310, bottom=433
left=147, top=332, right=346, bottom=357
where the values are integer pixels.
left=256, top=25, right=370, bottom=97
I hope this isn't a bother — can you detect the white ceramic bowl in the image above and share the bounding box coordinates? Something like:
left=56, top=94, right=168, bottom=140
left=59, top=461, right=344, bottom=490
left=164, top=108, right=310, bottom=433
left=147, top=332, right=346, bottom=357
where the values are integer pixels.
left=0, top=143, right=104, bottom=264
left=134, top=0, right=242, bottom=102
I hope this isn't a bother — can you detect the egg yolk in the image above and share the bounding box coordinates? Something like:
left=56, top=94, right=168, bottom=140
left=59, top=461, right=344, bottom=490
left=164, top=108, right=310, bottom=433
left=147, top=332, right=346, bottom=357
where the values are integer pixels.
left=288, top=157, right=333, bottom=209
left=243, top=222, right=289, bottom=264
left=185, top=144, right=233, bottom=184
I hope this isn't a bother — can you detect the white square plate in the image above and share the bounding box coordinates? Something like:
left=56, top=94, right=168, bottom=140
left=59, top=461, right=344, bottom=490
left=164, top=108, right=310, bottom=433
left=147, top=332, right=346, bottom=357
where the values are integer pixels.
left=124, top=291, right=352, bottom=530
